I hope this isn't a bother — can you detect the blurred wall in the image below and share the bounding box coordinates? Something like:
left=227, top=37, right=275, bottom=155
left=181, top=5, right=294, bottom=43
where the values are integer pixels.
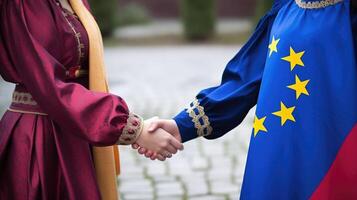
left=118, top=0, right=257, bottom=18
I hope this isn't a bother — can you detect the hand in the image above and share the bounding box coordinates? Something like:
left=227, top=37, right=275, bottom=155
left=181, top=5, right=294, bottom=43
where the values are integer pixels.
left=149, top=119, right=181, bottom=142
left=132, top=119, right=182, bottom=160
left=134, top=118, right=183, bottom=161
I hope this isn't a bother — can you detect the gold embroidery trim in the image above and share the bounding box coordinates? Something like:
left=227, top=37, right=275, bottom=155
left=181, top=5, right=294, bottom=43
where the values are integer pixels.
left=295, top=0, right=344, bottom=9
left=186, top=98, right=213, bottom=137
left=118, top=113, right=144, bottom=145
left=62, top=10, right=84, bottom=65
left=12, top=91, right=37, bottom=106
left=8, top=108, right=47, bottom=116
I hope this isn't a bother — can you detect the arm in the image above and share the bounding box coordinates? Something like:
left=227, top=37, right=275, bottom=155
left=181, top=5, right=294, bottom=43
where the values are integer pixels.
left=174, top=8, right=280, bottom=142
left=1, top=0, right=135, bottom=146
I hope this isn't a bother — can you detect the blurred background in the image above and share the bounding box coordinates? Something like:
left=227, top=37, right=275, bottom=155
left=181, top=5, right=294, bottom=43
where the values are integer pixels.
left=0, top=0, right=273, bottom=199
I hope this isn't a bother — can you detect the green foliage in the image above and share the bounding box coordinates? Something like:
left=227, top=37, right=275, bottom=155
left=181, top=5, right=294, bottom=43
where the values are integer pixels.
left=88, top=0, right=119, bottom=37
left=181, top=0, right=216, bottom=41
left=117, top=3, right=151, bottom=27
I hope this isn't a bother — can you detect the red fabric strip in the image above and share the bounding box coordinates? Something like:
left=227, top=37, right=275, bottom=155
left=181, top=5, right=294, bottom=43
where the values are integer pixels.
left=311, top=124, right=357, bottom=199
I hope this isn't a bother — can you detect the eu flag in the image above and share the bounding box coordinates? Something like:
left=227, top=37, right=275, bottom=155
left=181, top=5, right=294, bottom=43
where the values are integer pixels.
left=242, top=0, right=357, bottom=199
left=174, top=0, right=357, bottom=199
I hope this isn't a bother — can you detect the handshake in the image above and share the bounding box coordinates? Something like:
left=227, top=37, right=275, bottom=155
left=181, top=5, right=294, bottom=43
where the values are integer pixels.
left=132, top=117, right=184, bottom=161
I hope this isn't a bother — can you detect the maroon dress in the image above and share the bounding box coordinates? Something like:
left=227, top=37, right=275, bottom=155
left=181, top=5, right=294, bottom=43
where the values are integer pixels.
left=0, top=0, right=142, bottom=199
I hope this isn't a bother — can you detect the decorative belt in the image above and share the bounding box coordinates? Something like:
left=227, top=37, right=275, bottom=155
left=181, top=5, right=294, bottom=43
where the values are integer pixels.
left=8, top=85, right=47, bottom=115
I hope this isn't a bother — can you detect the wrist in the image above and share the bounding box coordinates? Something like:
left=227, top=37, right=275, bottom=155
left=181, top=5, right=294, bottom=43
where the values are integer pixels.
left=170, top=120, right=182, bottom=143
left=117, top=113, right=144, bottom=145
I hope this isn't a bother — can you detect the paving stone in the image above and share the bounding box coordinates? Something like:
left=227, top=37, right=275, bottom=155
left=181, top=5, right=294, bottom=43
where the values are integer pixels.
left=190, top=195, right=226, bottom=200
left=146, top=162, right=167, bottom=176
left=167, top=158, right=192, bottom=176
left=202, top=144, right=225, bottom=157
left=208, top=169, right=233, bottom=182
left=119, top=155, right=137, bottom=163
left=186, top=180, right=209, bottom=196
left=119, top=180, right=153, bottom=193
left=123, top=193, right=154, bottom=200
left=211, top=157, right=233, bottom=169
left=119, top=173, right=146, bottom=181
left=137, top=155, right=154, bottom=164
left=151, top=175, right=177, bottom=183
left=180, top=140, right=200, bottom=152
left=180, top=172, right=206, bottom=183
left=157, top=197, right=183, bottom=200
left=234, top=177, right=243, bottom=187
left=156, top=182, right=184, bottom=197
left=120, top=165, right=143, bottom=175
left=191, top=156, right=209, bottom=171
left=234, top=155, right=247, bottom=169
left=211, top=181, right=239, bottom=195
left=233, top=169, right=244, bottom=183
left=229, top=192, right=240, bottom=200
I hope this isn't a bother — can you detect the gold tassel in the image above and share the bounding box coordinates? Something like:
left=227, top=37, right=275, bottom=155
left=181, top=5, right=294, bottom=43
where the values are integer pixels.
left=68, top=0, right=120, bottom=199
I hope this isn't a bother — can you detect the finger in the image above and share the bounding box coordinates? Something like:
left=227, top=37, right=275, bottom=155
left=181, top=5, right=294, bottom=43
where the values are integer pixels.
left=156, top=154, right=166, bottom=161
left=132, top=143, right=139, bottom=149
left=170, top=137, right=184, bottom=151
left=148, top=120, right=164, bottom=132
left=144, top=152, right=151, bottom=158
left=165, top=144, right=178, bottom=154
left=150, top=153, right=158, bottom=160
left=162, top=151, right=172, bottom=158
left=145, top=151, right=154, bottom=158
left=138, top=147, right=147, bottom=154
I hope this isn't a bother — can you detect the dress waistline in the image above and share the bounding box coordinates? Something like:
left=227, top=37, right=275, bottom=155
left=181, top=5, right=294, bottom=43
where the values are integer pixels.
left=8, top=85, right=48, bottom=115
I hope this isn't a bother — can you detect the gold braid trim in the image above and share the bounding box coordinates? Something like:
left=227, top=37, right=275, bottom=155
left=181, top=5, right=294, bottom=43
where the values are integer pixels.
left=117, top=113, right=144, bottom=145
left=295, top=0, right=344, bottom=9
left=186, top=98, right=213, bottom=137
left=12, top=91, right=37, bottom=106
left=8, top=108, right=47, bottom=116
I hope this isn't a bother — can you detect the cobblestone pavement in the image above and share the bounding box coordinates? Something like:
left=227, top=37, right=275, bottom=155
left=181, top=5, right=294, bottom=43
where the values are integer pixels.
left=0, top=45, right=255, bottom=200
left=105, top=45, right=255, bottom=200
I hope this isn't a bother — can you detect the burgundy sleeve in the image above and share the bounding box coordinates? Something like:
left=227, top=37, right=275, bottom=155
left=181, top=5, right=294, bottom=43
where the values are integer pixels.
left=0, top=0, right=142, bottom=146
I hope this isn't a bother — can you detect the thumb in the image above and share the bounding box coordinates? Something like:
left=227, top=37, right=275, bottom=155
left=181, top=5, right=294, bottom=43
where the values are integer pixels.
left=148, top=120, right=164, bottom=133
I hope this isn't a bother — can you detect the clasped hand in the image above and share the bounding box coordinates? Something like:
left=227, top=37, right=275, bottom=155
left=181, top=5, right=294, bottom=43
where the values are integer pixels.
left=133, top=117, right=183, bottom=161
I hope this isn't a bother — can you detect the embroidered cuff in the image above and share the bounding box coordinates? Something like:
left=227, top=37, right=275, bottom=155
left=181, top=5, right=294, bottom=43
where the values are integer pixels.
left=12, top=91, right=37, bottom=106
left=117, top=113, right=144, bottom=145
left=187, top=98, right=213, bottom=137
left=174, top=98, right=214, bottom=142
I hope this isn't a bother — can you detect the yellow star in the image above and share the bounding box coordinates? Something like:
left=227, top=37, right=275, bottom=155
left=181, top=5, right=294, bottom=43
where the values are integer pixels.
left=287, top=75, right=310, bottom=99
left=268, top=36, right=280, bottom=57
left=253, top=115, right=268, bottom=137
left=282, top=47, right=305, bottom=71
left=272, top=102, right=296, bottom=126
